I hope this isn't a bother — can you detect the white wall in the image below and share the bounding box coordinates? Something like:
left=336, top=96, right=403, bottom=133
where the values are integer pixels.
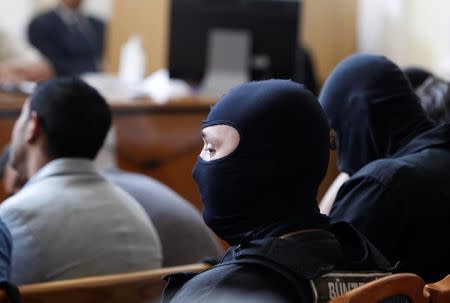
left=358, top=0, right=407, bottom=62
left=0, top=0, right=34, bottom=41
left=406, top=0, right=450, bottom=77
left=0, top=0, right=112, bottom=43
left=358, top=0, right=450, bottom=78
left=82, top=0, right=113, bottom=20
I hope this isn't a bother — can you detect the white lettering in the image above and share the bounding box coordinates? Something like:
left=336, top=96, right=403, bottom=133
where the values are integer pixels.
left=328, top=282, right=337, bottom=298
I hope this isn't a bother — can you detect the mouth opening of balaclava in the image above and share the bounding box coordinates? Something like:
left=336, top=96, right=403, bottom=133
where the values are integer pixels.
left=193, top=80, right=330, bottom=246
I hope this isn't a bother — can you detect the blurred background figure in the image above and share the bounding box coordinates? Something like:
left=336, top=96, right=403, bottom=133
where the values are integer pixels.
left=28, top=0, right=105, bottom=77
left=416, top=76, right=450, bottom=124
left=0, top=145, right=26, bottom=198
left=403, top=66, right=433, bottom=90
left=403, top=66, right=450, bottom=125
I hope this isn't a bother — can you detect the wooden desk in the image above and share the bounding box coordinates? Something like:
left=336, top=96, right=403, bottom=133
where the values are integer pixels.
left=0, top=92, right=338, bottom=209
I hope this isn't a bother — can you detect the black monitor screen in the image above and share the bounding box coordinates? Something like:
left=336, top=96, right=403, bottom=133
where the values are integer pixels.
left=169, top=0, right=300, bottom=85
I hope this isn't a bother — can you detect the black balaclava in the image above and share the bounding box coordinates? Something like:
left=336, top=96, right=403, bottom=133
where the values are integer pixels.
left=403, top=66, right=433, bottom=90
left=193, top=80, right=330, bottom=246
left=319, top=54, right=434, bottom=176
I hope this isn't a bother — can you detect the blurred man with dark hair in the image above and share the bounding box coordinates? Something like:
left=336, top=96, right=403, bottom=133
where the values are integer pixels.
left=416, top=76, right=450, bottom=124
left=1, top=78, right=162, bottom=284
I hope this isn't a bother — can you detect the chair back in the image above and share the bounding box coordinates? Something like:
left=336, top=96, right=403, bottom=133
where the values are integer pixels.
left=329, top=273, right=429, bottom=303
left=425, top=275, right=450, bottom=303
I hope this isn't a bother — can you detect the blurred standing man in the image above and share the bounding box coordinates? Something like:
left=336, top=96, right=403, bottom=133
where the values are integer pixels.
left=28, top=0, right=104, bottom=77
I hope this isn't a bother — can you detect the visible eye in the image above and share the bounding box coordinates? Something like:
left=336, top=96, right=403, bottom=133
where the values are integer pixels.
left=205, top=145, right=216, bottom=156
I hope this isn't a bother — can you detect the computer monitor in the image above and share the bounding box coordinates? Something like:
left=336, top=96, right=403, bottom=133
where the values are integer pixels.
left=169, top=0, right=300, bottom=89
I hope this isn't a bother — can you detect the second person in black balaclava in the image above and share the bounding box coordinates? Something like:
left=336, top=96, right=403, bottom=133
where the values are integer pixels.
left=320, top=54, right=450, bottom=282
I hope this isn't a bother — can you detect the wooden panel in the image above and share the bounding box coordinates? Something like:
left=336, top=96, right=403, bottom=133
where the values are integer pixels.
left=302, top=0, right=357, bottom=85
left=105, top=0, right=169, bottom=74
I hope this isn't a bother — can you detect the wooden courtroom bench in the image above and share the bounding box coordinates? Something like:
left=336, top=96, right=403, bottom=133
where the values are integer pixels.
left=0, top=263, right=209, bottom=303
left=425, top=275, right=450, bottom=303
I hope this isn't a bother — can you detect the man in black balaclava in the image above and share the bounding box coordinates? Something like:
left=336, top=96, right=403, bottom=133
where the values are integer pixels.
left=320, top=54, right=450, bottom=283
left=162, top=80, right=393, bottom=303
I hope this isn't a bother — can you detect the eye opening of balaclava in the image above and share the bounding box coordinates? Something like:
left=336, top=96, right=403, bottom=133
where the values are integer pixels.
left=193, top=79, right=330, bottom=246
left=319, top=54, right=433, bottom=176
left=198, top=120, right=241, bottom=164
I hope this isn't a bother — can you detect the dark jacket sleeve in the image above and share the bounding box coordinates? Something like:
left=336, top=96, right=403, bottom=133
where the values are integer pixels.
left=330, top=174, right=406, bottom=264
left=88, top=16, right=105, bottom=56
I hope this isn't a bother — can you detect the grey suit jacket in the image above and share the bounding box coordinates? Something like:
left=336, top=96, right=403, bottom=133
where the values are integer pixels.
left=0, top=159, right=162, bottom=285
